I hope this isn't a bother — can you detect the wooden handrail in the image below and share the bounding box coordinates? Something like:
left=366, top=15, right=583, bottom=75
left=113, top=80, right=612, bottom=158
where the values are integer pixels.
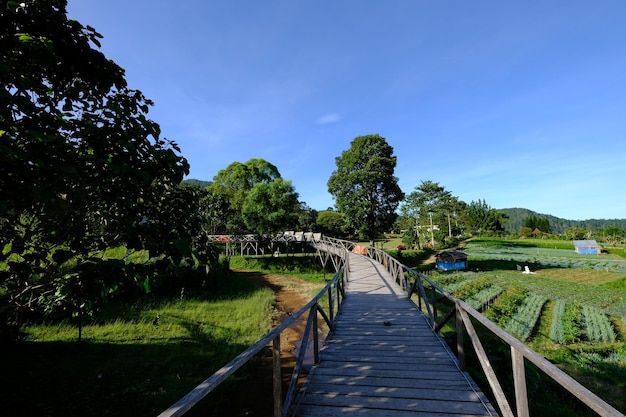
left=321, top=237, right=625, bottom=417
left=158, top=249, right=348, bottom=417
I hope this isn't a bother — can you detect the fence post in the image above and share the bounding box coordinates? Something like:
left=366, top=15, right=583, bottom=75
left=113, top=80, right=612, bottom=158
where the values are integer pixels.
left=512, top=346, right=529, bottom=417
left=272, top=336, right=282, bottom=417
left=313, top=306, right=320, bottom=364
left=455, top=302, right=466, bottom=371
left=328, top=285, right=334, bottom=323
left=416, top=273, right=423, bottom=311
left=432, top=286, right=438, bottom=326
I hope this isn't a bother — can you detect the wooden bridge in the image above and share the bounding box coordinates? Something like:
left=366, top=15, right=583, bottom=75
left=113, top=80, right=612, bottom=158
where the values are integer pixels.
left=291, top=253, right=497, bottom=416
left=159, top=237, right=625, bottom=417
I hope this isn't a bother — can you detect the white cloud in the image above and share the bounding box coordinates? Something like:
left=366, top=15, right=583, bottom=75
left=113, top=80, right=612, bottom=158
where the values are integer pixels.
left=316, top=113, right=341, bottom=125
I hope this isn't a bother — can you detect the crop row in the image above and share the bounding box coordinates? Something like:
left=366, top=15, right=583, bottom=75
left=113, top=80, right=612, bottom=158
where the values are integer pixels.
left=465, top=286, right=503, bottom=311
left=464, top=243, right=626, bottom=272
left=504, top=294, right=548, bottom=341
left=469, top=253, right=626, bottom=272
left=582, top=305, right=617, bottom=343
left=549, top=300, right=583, bottom=344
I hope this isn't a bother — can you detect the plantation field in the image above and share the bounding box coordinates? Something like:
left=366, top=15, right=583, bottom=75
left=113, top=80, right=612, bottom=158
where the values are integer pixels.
left=428, top=239, right=626, bottom=414
left=465, top=239, right=626, bottom=272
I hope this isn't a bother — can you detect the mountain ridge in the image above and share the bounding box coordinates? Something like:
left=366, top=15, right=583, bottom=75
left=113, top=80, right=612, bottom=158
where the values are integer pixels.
left=498, top=207, right=626, bottom=234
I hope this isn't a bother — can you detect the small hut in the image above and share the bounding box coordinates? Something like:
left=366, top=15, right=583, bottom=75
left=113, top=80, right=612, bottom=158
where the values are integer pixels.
left=436, top=251, right=468, bottom=271
left=573, top=240, right=602, bottom=254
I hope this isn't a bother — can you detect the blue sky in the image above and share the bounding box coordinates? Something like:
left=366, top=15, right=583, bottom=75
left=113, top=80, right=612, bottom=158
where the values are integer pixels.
left=67, top=1, right=626, bottom=220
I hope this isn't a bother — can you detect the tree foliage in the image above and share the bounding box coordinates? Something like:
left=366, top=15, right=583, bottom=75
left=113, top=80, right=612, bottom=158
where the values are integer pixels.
left=0, top=0, right=194, bottom=339
left=523, top=214, right=552, bottom=234
left=241, top=178, right=300, bottom=236
left=465, top=199, right=507, bottom=235
left=207, top=158, right=281, bottom=233
left=327, top=134, right=404, bottom=242
left=316, top=210, right=347, bottom=237
left=400, top=181, right=453, bottom=247
left=1, top=0, right=188, bottom=244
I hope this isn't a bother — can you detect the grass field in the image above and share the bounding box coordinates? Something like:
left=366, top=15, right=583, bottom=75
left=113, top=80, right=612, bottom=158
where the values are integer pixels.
left=1, top=269, right=277, bottom=417
left=0, top=254, right=331, bottom=417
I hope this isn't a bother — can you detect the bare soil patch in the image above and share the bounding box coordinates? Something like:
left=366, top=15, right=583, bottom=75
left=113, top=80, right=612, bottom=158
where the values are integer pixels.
left=214, top=270, right=324, bottom=417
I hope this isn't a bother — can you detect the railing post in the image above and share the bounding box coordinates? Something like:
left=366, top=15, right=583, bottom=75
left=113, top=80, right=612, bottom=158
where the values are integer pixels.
left=458, top=308, right=515, bottom=417
left=272, top=336, right=282, bottom=417
left=431, top=286, right=438, bottom=326
left=455, top=302, right=466, bottom=371
left=328, top=286, right=334, bottom=323
left=416, top=273, right=423, bottom=311
left=511, top=346, right=529, bottom=417
left=313, top=306, right=320, bottom=364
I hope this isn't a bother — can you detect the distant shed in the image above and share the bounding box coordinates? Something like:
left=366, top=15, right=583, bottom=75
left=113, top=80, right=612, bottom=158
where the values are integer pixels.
left=573, top=240, right=602, bottom=254
left=436, top=251, right=468, bottom=271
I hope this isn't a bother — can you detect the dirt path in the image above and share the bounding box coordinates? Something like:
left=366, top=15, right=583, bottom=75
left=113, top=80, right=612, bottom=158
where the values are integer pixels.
left=218, top=270, right=324, bottom=417
left=241, top=270, right=324, bottom=356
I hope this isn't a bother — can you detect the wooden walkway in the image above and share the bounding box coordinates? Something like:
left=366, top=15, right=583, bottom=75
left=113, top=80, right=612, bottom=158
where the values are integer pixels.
left=291, top=253, right=498, bottom=417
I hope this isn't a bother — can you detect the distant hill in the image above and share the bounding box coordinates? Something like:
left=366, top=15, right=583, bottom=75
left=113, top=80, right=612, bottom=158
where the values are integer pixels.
left=181, top=178, right=212, bottom=188
left=498, top=208, right=626, bottom=234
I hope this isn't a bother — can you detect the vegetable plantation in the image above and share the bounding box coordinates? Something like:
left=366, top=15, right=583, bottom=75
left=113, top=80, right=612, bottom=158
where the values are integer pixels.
left=464, top=241, right=626, bottom=272
left=504, top=293, right=548, bottom=341
left=427, top=239, right=626, bottom=413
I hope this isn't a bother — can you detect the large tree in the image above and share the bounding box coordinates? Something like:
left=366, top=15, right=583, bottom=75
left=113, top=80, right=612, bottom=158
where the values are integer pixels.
left=207, top=158, right=281, bottom=233
left=0, top=0, right=188, bottom=337
left=241, top=178, right=300, bottom=236
left=327, top=134, right=404, bottom=243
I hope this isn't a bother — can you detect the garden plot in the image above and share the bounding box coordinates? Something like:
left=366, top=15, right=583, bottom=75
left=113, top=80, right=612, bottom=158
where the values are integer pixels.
left=465, top=243, right=626, bottom=272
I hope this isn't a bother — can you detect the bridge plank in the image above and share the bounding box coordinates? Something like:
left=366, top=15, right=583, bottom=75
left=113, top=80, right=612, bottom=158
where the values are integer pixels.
left=291, top=253, right=497, bottom=417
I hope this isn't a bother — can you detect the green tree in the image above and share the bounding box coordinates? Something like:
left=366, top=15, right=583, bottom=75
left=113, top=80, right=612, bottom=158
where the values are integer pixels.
left=201, top=190, right=232, bottom=235
left=565, top=227, right=588, bottom=240
left=327, top=134, right=404, bottom=243
left=524, top=214, right=552, bottom=234
left=296, top=203, right=318, bottom=232
left=519, top=226, right=533, bottom=238
left=317, top=210, right=347, bottom=237
left=597, top=226, right=625, bottom=244
left=400, top=181, right=452, bottom=248
left=241, top=178, right=300, bottom=237
left=208, top=159, right=281, bottom=233
left=465, top=199, right=507, bottom=236
left=0, top=0, right=188, bottom=338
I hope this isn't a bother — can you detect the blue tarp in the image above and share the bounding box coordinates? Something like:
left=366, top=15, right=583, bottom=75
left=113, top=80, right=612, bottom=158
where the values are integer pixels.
left=437, top=261, right=467, bottom=271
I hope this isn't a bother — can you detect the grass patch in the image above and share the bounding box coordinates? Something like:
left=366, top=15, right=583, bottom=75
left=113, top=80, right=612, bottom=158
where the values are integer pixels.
left=469, top=237, right=575, bottom=250
left=1, top=271, right=275, bottom=417
left=229, top=254, right=328, bottom=283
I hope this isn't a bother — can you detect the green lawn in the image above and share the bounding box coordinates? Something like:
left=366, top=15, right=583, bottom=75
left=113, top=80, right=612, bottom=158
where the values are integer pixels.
left=0, top=271, right=275, bottom=417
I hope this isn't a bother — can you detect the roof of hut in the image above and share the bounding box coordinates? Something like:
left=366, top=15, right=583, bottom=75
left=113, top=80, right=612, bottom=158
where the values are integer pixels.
left=436, top=250, right=468, bottom=261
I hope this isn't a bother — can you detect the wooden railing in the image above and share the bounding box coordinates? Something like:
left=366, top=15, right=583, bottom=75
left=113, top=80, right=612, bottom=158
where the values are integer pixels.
left=321, top=237, right=625, bottom=417
left=158, top=251, right=348, bottom=417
